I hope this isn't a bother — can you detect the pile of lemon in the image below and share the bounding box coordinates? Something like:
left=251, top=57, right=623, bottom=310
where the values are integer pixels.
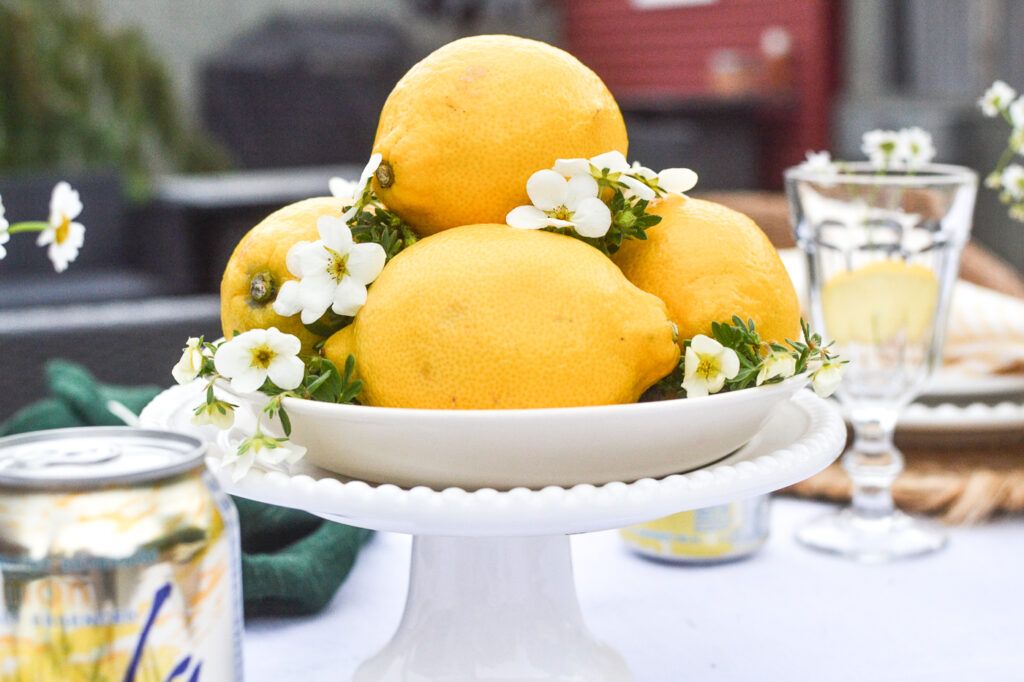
left=220, top=35, right=800, bottom=409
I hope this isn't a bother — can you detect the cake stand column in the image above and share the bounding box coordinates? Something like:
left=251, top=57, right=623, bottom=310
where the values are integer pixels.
left=353, top=534, right=632, bottom=682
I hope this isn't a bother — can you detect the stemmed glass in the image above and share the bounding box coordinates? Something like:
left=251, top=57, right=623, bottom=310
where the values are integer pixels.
left=784, top=162, right=978, bottom=562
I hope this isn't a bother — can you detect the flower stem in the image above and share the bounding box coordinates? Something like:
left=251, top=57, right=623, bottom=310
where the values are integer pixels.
left=6, top=221, right=49, bottom=234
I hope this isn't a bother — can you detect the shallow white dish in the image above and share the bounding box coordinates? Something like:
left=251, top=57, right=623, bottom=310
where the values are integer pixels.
left=211, top=374, right=810, bottom=491
left=922, top=370, right=1024, bottom=399
left=899, top=399, right=1024, bottom=437
left=140, top=385, right=844, bottom=536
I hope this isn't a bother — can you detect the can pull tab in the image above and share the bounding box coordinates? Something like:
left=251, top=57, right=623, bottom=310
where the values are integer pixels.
left=0, top=445, right=123, bottom=470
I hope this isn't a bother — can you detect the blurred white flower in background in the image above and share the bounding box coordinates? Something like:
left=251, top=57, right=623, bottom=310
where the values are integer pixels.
left=38, top=181, right=86, bottom=273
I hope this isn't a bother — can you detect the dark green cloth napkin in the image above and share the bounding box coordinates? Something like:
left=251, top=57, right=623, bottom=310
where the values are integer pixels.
left=0, top=359, right=371, bottom=619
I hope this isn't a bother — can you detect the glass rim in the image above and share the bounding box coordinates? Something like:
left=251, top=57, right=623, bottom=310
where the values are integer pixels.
left=783, top=161, right=978, bottom=186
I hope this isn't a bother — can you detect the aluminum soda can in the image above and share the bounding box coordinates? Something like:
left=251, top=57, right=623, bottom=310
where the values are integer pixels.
left=0, top=427, right=244, bottom=681
left=620, top=495, right=770, bottom=563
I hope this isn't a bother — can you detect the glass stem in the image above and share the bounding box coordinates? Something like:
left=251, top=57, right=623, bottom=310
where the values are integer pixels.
left=843, top=407, right=903, bottom=519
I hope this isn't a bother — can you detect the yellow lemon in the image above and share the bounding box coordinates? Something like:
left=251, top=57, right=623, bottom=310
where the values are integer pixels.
left=323, top=224, right=679, bottom=409
left=220, top=197, right=350, bottom=352
left=372, top=35, right=628, bottom=237
left=613, top=196, right=801, bottom=345
left=821, top=261, right=938, bottom=344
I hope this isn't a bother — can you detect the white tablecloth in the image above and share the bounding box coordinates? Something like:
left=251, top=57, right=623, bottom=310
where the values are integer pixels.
left=244, top=497, right=1023, bottom=681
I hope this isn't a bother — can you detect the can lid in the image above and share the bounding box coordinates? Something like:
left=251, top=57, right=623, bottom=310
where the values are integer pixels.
left=0, top=427, right=206, bottom=489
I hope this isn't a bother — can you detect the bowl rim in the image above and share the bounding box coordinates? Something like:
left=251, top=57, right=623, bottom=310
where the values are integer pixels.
left=217, top=372, right=812, bottom=421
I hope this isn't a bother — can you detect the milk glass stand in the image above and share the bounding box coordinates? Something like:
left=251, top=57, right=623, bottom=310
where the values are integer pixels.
left=141, top=384, right=845, bottom=681
left=784, top=162, right=978, bottom=563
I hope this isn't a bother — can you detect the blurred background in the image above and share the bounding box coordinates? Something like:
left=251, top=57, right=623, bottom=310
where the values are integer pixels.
left=2, top=0, right=1023, bottom=417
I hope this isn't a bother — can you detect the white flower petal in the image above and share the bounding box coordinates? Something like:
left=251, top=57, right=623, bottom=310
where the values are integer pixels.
left=230, top=450, right=256, bottom=482
left=317, top=216, right=354, bottom=253
left=526, top=170, right=569, bottom=211
left=565, top=174, right=600, bottom=207
left=292, top=242, right=331, bottom=278
left=553, top=158, right=590, bottom=177
left=272, top=280, right=303, bottom=317
left=284, top=241, right=313, bottom=277
left=49, top=181, right=82, bottom=225
left=267, top=354, right=305, bottom=390
left=331, top=277, right=369, bottom=317
left=171, top=338, right=204, bottom=385
left=329, top=176, right=358, bottom=199
left=297, top=277, right=334, bottom=324
left=360, top=153, right=383, bottom=188
left=629, top=162, right=657, bottom=180
left=1010, top=98, right=1024, bottom=130
left=658, top=168, right=699, bottom=194
left=681, top=346, right=709, bottom=398
left=265, top=326, right=302, bottom=356
left=507, top=205, right=553, bottom=230
left=620, top=175, right=657, bottom=201
left=230, top=367, right=267, bottom=394
left=720, top=347, right=740, bottom=379
left=689, top=334, right=723, bottom=355
left=570, top=197, right=612, bottom=238
left=346, top=242, right=387, bottom=284
left=589, top=150, right=629, bottom=173
left=36, top=226, right=55, bottom=247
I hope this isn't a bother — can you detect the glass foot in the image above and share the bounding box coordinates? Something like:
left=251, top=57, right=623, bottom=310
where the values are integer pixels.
left=796, top=507, right=947, bottom=563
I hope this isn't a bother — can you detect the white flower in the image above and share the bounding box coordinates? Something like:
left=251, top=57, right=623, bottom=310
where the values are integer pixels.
left=801, top=150, right=838, bottom=175
left=192, top=399, right=236, bottom=430
left=1001, top=164, right=1024, bottom=200
left=223, top=433, right=307, bottom=483
left=1008, top=97, right=1024, bottom=130
left=861, top=129, right=901, bottom=170
left=897, top=127, right=936, bottom=170
left=37, top=181, right=85, bottom=273
left=682, top=334, right=740, bottom=398
left=171, top=337, right=206, bottom=385
left=505, top=169, right=612, bottom=238
left=811, top=362, right=843, bottom=398
left=755, top=351, right=797, bottom=386
left=273, top=215, right=387, bottom=323
left=553, top=152, right=697, bottom=201
left=213, top=327, right=305, bottom=394
left=0, top=196, right=8, bottom=261
left=339, top=153, right=383, bottom=222
left=979, top=80, right=1017, bottom=117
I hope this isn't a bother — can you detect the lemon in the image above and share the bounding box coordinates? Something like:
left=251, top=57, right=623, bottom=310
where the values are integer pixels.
left=220, top=197, right=350, bottom=353
left=821, top=261, right=938, bottom=344
left=323, top=224, right=679, bottom=409
left=372, top=35, right=628, bottom=237
left=613, top=196, right=801, bottom=345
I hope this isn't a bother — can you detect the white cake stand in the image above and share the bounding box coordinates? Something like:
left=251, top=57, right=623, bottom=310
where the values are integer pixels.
left=141, top=385, right=845, bottom=681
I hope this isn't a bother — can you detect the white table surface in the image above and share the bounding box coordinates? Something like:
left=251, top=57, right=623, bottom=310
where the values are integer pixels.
left=243, top=496, right=1023, bottom=682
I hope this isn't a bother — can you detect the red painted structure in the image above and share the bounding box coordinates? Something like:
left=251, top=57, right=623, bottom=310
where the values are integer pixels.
left=563, top=0, right=840, bottom=188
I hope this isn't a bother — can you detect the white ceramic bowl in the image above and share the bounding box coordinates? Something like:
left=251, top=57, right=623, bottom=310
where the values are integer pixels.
left=222, top=375, right=810, bottom=490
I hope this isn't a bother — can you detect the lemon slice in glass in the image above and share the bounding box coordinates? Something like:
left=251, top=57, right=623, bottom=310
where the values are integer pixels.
left=822, top=261, right=939, bottom=344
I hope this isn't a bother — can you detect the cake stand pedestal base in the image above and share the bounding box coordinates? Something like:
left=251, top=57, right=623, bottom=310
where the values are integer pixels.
left=353, top=534, right=631, bottom=682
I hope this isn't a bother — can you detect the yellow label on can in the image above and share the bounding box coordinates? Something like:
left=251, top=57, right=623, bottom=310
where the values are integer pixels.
left=620, top=496, right=769, bottom=563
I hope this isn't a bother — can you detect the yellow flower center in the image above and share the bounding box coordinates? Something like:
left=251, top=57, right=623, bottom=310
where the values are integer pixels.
left=55, top=216, right=71, bottom=244
left=325, top=246, right=350, bottom=282
left=250, top=344, right=276, bottom=369
left=695, top=354, right=720, bottom=380
left=550, top=206, right=572, bottom=221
